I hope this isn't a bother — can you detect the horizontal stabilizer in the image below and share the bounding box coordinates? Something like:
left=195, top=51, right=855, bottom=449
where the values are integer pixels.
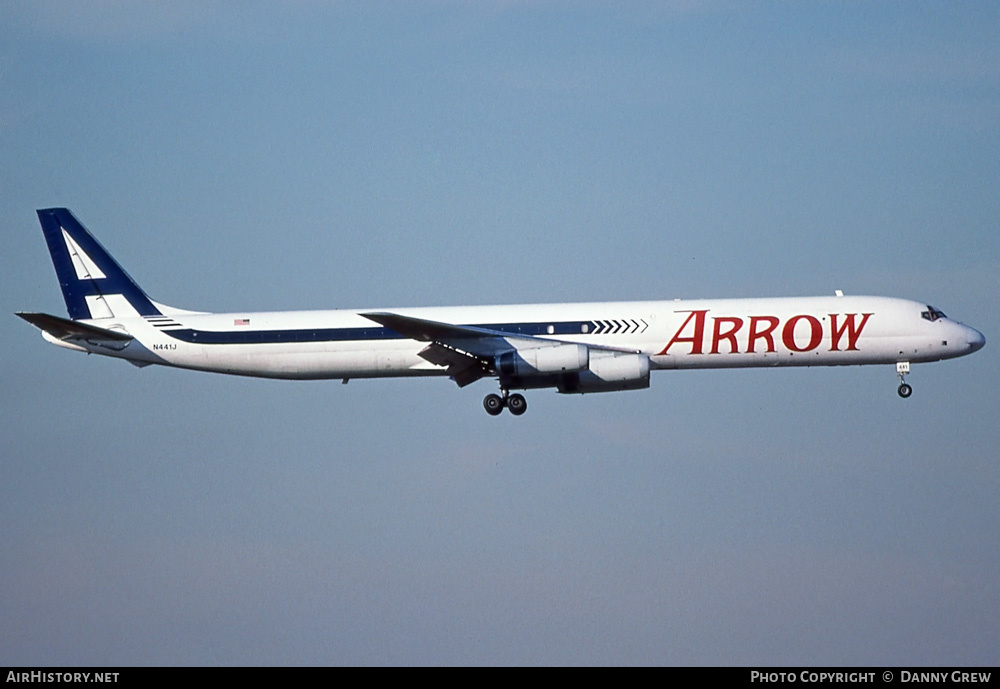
left=16, top=312, right=133, bottom=342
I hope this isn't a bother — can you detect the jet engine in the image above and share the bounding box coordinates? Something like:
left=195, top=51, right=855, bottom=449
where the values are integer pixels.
left=560, top=351, right=650, bottom=394
left=496, top=344, right=590, bottom=377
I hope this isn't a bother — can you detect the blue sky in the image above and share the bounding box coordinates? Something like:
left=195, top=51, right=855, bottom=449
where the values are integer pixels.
left=2, top=1, right=998, bottom=665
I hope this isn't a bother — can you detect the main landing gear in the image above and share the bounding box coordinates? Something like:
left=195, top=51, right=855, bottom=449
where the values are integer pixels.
left=896, top=361, right=912, bottom=398
left=483, top=390, right=527, bottom=416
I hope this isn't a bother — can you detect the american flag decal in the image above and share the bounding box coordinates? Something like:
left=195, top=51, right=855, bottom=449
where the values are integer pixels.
left=234, top=318, right=250, bottom=326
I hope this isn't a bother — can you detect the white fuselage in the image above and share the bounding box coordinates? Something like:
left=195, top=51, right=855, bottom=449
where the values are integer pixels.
left=52, top=295, right=984, bottom=382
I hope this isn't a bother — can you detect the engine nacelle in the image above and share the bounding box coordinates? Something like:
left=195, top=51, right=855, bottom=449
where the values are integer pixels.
left=496, top=344, right=589, bottom=377
left=560, top=351, right=650, bottom=394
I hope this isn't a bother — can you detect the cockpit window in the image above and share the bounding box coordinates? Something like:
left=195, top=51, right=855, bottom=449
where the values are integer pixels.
left=922, top=305, right=947, bottom=322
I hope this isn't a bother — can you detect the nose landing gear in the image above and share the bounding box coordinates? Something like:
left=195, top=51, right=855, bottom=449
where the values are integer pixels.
left=483, top=389, right=527, bottom=416
left=896, top=361, right=912, bottom=398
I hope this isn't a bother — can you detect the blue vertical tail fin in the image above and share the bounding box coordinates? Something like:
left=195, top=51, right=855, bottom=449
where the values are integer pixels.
left=36, top=208, right=162, bottom=320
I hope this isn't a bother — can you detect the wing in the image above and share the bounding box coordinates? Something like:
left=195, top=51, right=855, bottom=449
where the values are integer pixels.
left=360, top=311, right=535, bottom=387
left=361, top=311, right=550, bottom=353
left=360, top=311, right=636, bottom=388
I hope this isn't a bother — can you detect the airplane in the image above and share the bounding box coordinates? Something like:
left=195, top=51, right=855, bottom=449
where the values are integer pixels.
left=17, top=208, right=986, bottom=416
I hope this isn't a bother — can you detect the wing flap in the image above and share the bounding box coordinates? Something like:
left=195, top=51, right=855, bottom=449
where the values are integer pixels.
left=418, top=343, right=488, bottom=387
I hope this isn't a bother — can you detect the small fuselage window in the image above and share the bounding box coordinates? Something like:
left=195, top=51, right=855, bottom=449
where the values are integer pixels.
left=921, top=305, right=947, bottom=322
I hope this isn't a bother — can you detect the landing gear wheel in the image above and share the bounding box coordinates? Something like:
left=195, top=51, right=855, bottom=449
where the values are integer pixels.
left=896, top=362, right=912, bottom=400
left=483, top=393, right=505, bottom=416
left=507, top=393, right=527, bottom=416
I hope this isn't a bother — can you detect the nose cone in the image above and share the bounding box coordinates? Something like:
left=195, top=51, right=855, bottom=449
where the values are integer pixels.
left=965, top=326, right=986, bottom=353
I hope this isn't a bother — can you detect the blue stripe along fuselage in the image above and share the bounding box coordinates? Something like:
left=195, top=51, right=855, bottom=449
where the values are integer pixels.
left=160, top=320, right=597, bottom=345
